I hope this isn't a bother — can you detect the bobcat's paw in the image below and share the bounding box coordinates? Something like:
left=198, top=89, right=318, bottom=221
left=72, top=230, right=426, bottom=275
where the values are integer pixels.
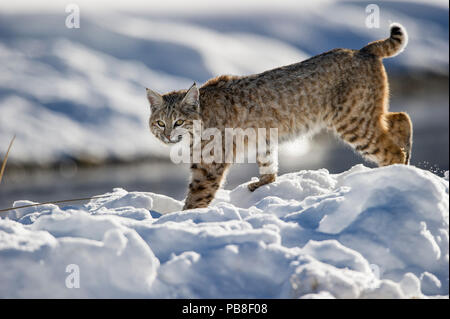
left=247, top=181, right=260, bottom=192
left=247, top=174, right=276, bottom=192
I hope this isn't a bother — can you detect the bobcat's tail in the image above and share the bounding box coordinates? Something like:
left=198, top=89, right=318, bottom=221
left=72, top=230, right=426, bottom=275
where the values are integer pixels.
left=360, top=23, right=408, bottom=58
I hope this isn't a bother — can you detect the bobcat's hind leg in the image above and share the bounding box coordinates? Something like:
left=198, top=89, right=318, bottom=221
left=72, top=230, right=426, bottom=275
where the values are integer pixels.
left=338, top=116, right=407, bottom=166
left=385, top=112, right=413, bottom=164
left=362, top=131, right=407, bottom=166
left=248, top=149, right=278, bottom=192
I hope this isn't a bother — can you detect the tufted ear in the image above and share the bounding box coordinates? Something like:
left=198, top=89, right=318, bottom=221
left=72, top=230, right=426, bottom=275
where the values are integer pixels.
left=181, top=83, right=199, bottom=109
left=146, top=88, right=163, bottom=110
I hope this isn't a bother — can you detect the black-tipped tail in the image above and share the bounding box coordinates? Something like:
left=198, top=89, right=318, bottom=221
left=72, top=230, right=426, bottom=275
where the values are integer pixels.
left=361, top=23, right=408, bottom=58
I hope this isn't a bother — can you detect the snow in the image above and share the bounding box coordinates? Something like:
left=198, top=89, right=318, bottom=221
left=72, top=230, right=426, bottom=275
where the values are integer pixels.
left=0, top=164, right=448, bottom=298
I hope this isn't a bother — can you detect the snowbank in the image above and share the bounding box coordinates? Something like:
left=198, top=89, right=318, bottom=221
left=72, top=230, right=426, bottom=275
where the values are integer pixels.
left=0, top=164, right=448, bottom=298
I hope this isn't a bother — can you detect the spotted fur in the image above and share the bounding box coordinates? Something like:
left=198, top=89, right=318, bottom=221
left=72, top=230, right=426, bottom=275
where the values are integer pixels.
left=146, top=23, right=413, bottom=210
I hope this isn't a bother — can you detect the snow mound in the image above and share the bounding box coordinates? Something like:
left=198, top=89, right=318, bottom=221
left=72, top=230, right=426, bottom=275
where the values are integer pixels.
left=0, top=165, right=448, bottom=298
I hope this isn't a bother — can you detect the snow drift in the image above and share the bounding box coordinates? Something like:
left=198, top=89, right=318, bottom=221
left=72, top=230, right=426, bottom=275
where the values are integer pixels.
left=0, top=164, right=448, bottom=298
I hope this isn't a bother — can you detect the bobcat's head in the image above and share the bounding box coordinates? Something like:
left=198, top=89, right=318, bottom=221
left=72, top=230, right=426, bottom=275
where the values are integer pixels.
left=146, top=83, right=201, bottom=144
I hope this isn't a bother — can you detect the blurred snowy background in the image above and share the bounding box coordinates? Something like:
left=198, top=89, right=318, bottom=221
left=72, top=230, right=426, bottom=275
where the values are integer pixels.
left=0, top=0, right=448, bottom=208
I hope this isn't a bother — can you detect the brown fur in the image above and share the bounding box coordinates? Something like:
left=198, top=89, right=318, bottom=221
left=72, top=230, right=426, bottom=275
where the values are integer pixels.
left=146, top=24, right=413, bottom=210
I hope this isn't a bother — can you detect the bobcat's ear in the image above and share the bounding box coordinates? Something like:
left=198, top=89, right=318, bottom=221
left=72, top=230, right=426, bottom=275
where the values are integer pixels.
left=146, top=88, right=163, bottom=110
left=181, top=83, right=199, bottom=111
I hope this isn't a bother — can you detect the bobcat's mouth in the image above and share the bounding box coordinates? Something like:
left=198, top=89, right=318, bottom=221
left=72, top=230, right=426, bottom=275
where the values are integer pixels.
left=163, top=134, right=183, bottom=144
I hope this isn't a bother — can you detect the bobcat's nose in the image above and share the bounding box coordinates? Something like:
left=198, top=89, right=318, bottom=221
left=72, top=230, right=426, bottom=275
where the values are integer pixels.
left=161, top=134, right=170, bottom=143
left=165, top=134, right=180, bottom=143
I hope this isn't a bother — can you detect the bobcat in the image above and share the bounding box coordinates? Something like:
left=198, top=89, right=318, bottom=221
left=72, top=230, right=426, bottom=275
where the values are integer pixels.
left=146, top=23, right=413, bottom=210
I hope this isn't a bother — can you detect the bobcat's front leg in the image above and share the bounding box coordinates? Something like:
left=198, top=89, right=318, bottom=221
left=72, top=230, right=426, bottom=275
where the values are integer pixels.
left=248, top=149, right=278, bottom=192
left=183, top=162, right=230, bottom=210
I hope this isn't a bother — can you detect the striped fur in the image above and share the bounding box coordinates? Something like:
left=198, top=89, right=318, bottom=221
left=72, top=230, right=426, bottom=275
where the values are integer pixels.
left=146, top=23, right=413, bottom=210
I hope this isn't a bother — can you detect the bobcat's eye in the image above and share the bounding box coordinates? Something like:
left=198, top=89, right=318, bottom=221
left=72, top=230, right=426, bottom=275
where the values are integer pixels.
left=156, top=120, right=165, bottom=127
left=174, top=119, right=185, bottom=127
